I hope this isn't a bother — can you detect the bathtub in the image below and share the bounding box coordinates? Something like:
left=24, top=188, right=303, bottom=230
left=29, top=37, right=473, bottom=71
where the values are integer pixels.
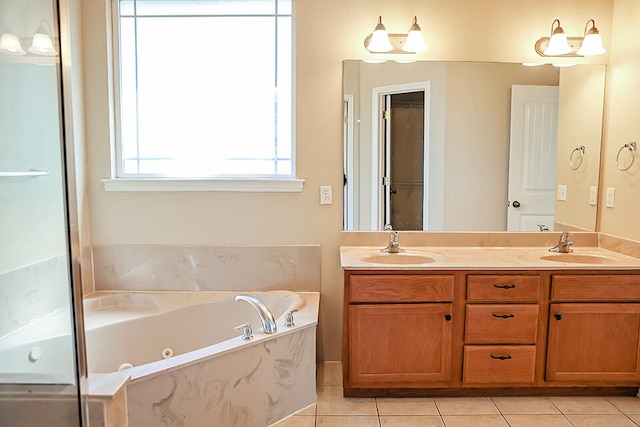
left=84, top=290, right=319, bottom=426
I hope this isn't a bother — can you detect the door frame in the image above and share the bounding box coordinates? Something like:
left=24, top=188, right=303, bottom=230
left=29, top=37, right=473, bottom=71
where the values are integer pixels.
left=371, top=82, right=431, bottom=230
left=343, top=94, right=355, bottom=230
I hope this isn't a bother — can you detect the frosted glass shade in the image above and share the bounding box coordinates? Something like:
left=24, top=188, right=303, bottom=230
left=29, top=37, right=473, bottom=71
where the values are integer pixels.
left=0, top=33, right=26, bottom=55
left=367, top=28, right=393, bottom=53
left=544, top=32, right=571, bottom=56
left=29, top=33, right=57, bottom=56
left=402, top=29, right=428, bottom=52
left=577, top=33, right=606, bottom=56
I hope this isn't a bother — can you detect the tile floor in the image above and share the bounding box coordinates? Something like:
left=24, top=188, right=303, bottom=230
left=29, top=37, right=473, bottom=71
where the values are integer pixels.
left=273, top=362, right=640, bottom=427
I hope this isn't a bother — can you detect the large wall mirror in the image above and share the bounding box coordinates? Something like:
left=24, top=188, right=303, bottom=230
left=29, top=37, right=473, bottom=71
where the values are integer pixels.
left=343, top=60, right=606, bottom=232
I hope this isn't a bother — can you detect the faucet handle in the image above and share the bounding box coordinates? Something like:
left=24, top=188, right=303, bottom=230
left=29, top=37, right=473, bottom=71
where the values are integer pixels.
left=235, top=323, right=253, bottom=340
left=284, top=309, right=298, bottom=327
left=384, top=224, right=393, bottom=231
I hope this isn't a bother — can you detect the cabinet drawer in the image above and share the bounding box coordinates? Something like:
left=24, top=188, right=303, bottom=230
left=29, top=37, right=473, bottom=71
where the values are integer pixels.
left=465, top=304, right=538, bottom=344
left=551, top=275, right=640, bottom=301
left=350, top=275, right=454, bottom=302
left=463, top=345, right=536, bottom=384
left=467, top=275, right=540, bottom=302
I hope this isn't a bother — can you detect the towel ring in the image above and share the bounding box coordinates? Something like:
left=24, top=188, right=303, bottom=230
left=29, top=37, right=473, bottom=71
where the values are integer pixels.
left=569, top=145, right=585, bottom=170
left=616, top=141, right=637, bottom=171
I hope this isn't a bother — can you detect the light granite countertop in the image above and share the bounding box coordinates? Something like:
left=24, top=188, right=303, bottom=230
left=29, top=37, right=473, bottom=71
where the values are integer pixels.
left=339, top=232, right=640, bottom=271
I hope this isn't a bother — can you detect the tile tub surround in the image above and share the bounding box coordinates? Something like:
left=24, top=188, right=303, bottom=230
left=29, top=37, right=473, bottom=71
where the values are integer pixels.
left=92, top=245, right=320, bottom=292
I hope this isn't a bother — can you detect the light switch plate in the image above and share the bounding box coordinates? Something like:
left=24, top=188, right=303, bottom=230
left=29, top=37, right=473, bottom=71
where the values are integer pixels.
left=557, top=184, right=567, bottom=201
left=606, top=187, right=615, bottom=208
left=589, top=186, right=598, bottom=206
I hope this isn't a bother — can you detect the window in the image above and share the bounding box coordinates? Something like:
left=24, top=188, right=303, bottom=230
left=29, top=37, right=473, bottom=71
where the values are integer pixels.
left=113, top=0, right=293, bottom=181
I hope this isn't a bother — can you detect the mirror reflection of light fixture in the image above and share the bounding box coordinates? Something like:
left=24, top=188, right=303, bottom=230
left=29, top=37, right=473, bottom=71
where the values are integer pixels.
left=535, top=18, right=606, bottom=57
left=544, top=19, right=571, bottom=55
left=29, top=21, right=57, bottom=56
left=366, top=16, right=393, bottom=53
left=0, top=33, right=26, bottom=55
left=576, top=19, right=606, bottom=56
left=402, top=16, right=428, bottom=52
left=364, top=15, right=428, bottom=54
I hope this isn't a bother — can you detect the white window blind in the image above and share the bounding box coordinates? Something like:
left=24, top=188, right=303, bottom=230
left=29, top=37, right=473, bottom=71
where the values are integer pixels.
left=114, top=0, right=293, bottom=179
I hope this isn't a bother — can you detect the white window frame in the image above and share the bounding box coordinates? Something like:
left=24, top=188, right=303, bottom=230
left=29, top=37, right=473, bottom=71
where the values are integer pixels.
left=103, top=0, right=303, bottom=192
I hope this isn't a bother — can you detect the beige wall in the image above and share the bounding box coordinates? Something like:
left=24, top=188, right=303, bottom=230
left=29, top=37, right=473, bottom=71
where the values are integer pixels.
left=81, top=0, right=614, bottom=361
left=599, top=0, right=640, bottom=240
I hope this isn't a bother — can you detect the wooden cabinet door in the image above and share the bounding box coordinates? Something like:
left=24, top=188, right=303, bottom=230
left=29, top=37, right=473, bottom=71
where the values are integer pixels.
left=348, top=303, right=453, bottom=386
left=547, top=303, right=640, bottom=382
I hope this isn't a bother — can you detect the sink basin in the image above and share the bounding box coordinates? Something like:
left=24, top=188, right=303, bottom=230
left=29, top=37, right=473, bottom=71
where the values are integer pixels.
left=539, top=253, right=618, bottom=264
left=360, top=253, right=437, bottom=265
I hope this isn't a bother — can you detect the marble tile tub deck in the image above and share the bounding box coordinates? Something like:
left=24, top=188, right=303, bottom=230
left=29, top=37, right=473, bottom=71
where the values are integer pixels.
left=274, top=362, right=640, bottom=427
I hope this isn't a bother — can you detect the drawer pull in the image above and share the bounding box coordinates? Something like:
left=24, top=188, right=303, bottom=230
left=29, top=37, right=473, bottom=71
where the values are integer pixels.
left=554, top=313, right=562, bottom=320
left=494, top=284, right=516, bottom=289
left=490, top=355, right=512, bottom=360
left=445, top=314, right=452, bottom=321
left=492, top=313, right=515, bottom=319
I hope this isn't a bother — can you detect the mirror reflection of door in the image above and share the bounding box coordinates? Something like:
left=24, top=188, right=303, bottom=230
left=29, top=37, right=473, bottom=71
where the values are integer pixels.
left=383, top=91, right=425, bottom=230
left=507, top=85, right=559, bottom=231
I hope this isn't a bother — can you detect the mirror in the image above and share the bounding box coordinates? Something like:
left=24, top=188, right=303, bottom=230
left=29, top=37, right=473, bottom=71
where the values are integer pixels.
left=343, top=60, right=605, bottom=232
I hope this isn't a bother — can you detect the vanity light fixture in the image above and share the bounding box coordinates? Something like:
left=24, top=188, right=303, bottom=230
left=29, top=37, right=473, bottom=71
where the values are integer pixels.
left=543, top=19, right=571, bottom=56
left=365, top=16, right=393, bottom=53
left=28, top=22, right=57, bottom=56
left=0, top=33, right=26, bottom=55
left=576, top=19, right=606, bottom=56
left=364, top=15, right=428, bottom=54
left=535, top=18, right=606, bottom=57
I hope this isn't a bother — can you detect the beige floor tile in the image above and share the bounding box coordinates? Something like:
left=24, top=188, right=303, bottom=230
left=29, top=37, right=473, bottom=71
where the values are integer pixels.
left=318, top=361, right=343, bottom=386
left=316, top=415, right=380, bottom=426
left=317, top=385, right=378, bottom=416
left=549, top=396, right=622, bottom=414
left=376, top=398, right=439, bottom=416
left=491, top=396, right=561, bottom=415
left=608, top=396, right=640, bottom=414
left=434, top=397, right=499, bottom=415
left=627, top=414, right=640, bottom=424
left=296, top=403, right=317, bottom=416
left=380, top=415, right=444, bottom=426
left=503, top=414, right=574, bottom=427
left=564, top=414, right=638, bottom=427
left=440, top=414, right=509, bottom=426
left=271, top=415, right=316, bottom=427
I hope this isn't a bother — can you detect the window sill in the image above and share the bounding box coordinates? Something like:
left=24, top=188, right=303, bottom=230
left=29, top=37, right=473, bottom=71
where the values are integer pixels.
left=101, top=178, right=305, bottom=192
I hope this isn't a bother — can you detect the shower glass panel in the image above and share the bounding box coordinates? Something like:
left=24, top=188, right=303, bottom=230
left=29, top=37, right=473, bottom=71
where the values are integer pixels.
left=0, top=0, right=82, bottom=424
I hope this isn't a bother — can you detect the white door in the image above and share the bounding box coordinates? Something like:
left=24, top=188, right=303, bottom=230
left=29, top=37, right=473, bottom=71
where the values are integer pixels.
left=507, top=85, right=559, bottom=231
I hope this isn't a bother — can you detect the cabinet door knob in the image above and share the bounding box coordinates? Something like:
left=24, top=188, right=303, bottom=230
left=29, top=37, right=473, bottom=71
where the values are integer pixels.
left=554, top=313, right=562, bottom=320
left=445, top=314, right=452, bottom=321
left=494, top=284, right=516, bottom=289
left=490, top=355, right=512, bottom=360
left=493, top=313, right=515, bottom=319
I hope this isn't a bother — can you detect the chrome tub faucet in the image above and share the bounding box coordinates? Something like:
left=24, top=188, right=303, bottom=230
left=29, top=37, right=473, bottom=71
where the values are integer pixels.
left=235, top=294, right=277, bottom=334
left=549, top=231, right=574, bottom=253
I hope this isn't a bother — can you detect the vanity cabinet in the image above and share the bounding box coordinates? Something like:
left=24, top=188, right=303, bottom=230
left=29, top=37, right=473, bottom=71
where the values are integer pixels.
left=344, top=273, right=458, bottom=389
left=344, top=269, right=640, bottom=396
left=546, top=275, right=640, bottom=383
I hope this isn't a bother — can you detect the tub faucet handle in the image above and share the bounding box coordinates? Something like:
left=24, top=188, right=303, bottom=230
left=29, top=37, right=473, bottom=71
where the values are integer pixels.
left=235, top=323, right=253, bottom=340
left=284, top=309, right=299, bottom=327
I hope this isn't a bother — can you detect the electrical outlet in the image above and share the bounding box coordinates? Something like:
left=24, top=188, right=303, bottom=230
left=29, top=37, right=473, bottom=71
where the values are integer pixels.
left=606, top=187, right=615, bottom=208
left=320, top=185, right=332, bottom=205
left=557, top=184, right=567, bottom=201
left=589, top=186, right=598, bottom=206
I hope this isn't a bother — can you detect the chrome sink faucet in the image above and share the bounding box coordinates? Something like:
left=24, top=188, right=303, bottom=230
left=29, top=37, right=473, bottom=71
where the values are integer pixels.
left=549, top=231, right=574, bottom=253
left=382, top=231, right=401, bottom=254
left=235, top=294, right=277, bottom=334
